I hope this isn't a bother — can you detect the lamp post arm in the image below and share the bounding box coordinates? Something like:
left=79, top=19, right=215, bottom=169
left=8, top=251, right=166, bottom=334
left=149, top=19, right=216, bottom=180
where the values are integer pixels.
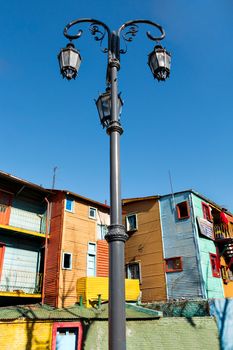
left=63, top=18, right=112, bottom=61
left=116, top=19, right=165, bottom=57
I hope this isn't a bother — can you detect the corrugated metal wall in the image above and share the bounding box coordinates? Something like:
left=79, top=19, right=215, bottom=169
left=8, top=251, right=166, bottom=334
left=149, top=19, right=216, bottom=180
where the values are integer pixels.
left=160, top=192, right=203, bottom=299
left=1, top=247, right=39, bottom=293
left=9, top=198, right=46, bottom=233
left=44, top=192, right=64, bottom=307
left=97, top=240, right=109, bottom=277
left=191, top=194, right=224, bottom=298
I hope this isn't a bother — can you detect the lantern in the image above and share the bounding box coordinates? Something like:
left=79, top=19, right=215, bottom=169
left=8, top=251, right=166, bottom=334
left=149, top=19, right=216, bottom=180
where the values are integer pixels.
left=148, top=45, right=171, bottom=81
left=58, top=43, right=81, bottom=80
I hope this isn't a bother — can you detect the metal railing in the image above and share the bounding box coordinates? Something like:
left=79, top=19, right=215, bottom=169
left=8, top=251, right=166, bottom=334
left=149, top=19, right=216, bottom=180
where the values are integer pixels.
left=214, top=224, right=231, bottom=240
left=0, top=270, right=42, bottom=294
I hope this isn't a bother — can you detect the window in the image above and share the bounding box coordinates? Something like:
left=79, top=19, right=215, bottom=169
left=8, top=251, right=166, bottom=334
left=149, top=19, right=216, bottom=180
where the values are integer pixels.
left=221, top=266, right=229, bottom=282
left=165, top=257, right=183, bottom=272
left=202, top=202, right=212, bottom=221
left=97, top=224, right=108, bottom=240
left=52, top=322, right=83, bottom=350
left=62, top=252, right=72, bottom=270
left=125, top=262, right=141, bottom=281
left=87, top=242, right=96, bottom=276
left=176, top=201, right=190, bottom=219
left=0, top=244, right=5, bottom=280
left=89, top=207, right=96, bottom=219
left=210, top=253, right=220, bottom=277
left=126, top=214, right=138, bottom=232
left=65, top=198, right=74, bottom=212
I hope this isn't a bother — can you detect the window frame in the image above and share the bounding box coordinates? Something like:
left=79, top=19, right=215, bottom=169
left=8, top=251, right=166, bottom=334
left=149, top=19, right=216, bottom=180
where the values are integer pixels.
left=202, top=202, right=212, bottom=222
left=0, top=243, right=5, bottom=281
left=126, top=213, right=138, bottom=232
left=65, top=198, right=74, bottom=213
left=176, top=201, right=190, bottom=220
left=97, top=224, right=108, bottom=240
left=87, top=242, right=96, bottom=277
left=165, top=257, right=183, bottom=273
left=209, top=253, right=220, bottom=278
left=62, top=252, right=72, bottom=270
left=89, top=207, right=97, bottom=220
left=52, top=322, right=83, bottom=350
left=125, top=261, right=141, bottom=283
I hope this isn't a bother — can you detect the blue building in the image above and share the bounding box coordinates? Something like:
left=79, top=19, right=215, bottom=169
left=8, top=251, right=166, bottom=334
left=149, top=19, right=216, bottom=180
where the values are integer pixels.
left=159, top=189, right=231, bottom=300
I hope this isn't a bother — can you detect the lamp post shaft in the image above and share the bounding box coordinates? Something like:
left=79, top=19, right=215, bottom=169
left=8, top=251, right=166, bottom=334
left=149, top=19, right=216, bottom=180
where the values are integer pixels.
left=105, top=32, right=128, bottom=350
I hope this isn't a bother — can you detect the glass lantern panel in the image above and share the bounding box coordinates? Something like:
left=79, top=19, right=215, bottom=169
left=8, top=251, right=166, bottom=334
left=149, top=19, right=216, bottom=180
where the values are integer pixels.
left=165, top=53, right=171, bottom=70
left=62, top=50, right=71, bottom=67
left=69, top=50, right=81, bottom=70
left=156, top=52, right=166, bottom=67
left=149, top=53, right=158, bottom=71
left=102, top=97, right=111, bottom=117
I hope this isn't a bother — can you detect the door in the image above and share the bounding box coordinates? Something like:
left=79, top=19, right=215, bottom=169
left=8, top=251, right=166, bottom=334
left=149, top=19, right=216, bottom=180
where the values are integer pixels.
left=56, top=328, right=78, bottom=350
left=0, top=191, right=12, bottom=225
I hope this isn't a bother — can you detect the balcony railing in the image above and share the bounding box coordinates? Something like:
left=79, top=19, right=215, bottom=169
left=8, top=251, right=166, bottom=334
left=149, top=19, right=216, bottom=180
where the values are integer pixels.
left=0, top=270, right=42, bottom=294
left=214, top=224, right=231, bottom=240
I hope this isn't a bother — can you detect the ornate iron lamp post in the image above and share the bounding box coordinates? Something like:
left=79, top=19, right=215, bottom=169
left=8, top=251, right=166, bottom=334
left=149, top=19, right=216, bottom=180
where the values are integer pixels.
left=58, top=18, right=170, bottom=350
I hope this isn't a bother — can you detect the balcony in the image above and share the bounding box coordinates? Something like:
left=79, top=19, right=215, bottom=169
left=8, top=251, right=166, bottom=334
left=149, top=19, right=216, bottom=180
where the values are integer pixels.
left=214, top=224, right=232, bottom=240
left=0, top=270, right=42, bottom=297
left=77, top=277, right=140, bottom=308
left=0, top=204, right=47, bottom=238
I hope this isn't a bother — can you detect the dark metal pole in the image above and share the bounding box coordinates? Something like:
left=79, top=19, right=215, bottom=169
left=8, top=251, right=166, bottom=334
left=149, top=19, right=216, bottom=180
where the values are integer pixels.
left=105, top=31, right=128, bottom=350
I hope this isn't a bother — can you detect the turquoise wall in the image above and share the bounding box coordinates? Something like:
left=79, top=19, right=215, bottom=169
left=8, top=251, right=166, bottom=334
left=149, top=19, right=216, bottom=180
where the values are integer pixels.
left=191, top=194, right=224, bottom=298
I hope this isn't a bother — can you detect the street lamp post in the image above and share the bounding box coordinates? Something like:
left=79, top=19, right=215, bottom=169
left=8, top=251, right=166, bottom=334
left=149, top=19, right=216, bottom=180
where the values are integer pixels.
left=58, top=18, right=170, bottom=350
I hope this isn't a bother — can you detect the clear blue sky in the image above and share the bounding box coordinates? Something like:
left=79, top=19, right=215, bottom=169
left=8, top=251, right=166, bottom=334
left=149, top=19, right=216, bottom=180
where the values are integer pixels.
left=1, top=1, right=233, bottom=210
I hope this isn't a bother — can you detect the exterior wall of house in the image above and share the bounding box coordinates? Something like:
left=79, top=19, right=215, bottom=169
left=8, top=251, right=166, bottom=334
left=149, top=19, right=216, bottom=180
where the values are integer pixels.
left=123, top=199, right=166, bottom=302
left=84, top=318, right=219, bottom=350
left=0, top=235, right=42, bottom=295
left=96, top=240, right=109, bottom=277
left=44, top=192, right=64, bottom=307
left=0, top=316, right=219, bottom=350
left=220, top=256, right=233, bottom=297
left=58, top=198, right=110, bottom=307
left=0, top=190, right=47, bottom=234
left=191, top=194, right=224, bottom=298
left=0, top=320, right=52, bottom=350
left=160, top=192, right=203, bottom=299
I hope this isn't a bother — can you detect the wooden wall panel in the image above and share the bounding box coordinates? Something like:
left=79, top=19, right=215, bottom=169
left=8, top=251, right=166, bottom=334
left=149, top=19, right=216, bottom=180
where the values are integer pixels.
left=123, top=199, right=166, bottom=302
left=44, top=192, right=64, bottom=307
left=97, top=240, right=109, bottom=277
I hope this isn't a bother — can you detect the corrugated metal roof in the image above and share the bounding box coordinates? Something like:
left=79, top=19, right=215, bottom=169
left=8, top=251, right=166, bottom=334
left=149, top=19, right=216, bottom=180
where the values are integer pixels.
left=0, top=303, right=162, bottom=321
left=122, top=195, right=159, bottom=204
left=50, top=190, right=110, bottom=210
left=0, top=170, right=52, bottom=195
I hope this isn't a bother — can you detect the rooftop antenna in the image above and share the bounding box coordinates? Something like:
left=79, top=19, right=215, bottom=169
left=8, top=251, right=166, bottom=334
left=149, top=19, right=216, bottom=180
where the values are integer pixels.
left=52, top=166, right=58, bottom=189
left=168, top=170, right=175, bottom=212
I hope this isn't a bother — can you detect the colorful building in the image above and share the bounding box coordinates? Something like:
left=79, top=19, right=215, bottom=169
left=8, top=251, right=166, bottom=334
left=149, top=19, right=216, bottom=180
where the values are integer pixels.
left=0, top=303, right=220, bottom=350
left=122, top=196, right=166, bottom=303
left=123, top=190, right=233, bottom=302
left=0, top=170, right=51, bottom=305
left=44, top=190, right=111, bottom=308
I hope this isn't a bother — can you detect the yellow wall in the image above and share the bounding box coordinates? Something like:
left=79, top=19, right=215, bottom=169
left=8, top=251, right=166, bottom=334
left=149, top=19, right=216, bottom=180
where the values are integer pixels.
left=0, top=320, right=52, bottom=350
left=220, top=257, right=233, bottom=298
left=123, top=199, right=167, bottom=302
left=77, top=277, right=140, bottom=307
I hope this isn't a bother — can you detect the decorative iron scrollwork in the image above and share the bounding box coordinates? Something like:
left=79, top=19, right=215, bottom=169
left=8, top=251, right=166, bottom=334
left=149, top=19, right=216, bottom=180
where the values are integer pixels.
left=89, top=23, right=108, bottom=53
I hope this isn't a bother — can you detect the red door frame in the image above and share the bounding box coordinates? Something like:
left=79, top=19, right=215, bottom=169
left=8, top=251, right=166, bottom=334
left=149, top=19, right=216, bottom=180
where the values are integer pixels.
left=51, top=322, right=83, bottom=350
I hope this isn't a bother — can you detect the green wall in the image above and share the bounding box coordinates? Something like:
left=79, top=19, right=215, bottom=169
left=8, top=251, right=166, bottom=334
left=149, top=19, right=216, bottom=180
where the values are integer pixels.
left=83, top=318, right=219, bottom=350
left=191, top=194, right=224, bottom=298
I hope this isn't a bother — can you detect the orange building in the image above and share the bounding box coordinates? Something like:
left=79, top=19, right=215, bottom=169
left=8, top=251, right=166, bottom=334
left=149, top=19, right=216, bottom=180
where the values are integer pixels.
left=44, top=190, right=110, bottom=308
left=122, top=196, right=166, bottom=302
